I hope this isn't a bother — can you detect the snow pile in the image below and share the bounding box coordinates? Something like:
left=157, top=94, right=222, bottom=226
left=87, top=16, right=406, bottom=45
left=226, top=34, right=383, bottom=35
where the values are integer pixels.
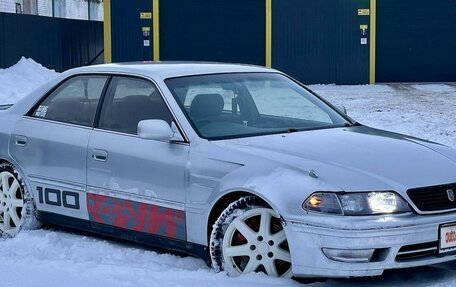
left=0, top=57, right=58, bottom=104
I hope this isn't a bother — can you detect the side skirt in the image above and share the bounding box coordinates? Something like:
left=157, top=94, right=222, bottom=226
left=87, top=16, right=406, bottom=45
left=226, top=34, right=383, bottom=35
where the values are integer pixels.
left=36, top=211, right=210, bottom=266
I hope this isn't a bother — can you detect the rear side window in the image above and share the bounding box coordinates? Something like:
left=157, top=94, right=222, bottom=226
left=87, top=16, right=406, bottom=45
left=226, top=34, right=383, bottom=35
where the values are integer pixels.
left=98, top=77, right=174, bottom=135
left=32, top=75, right=108, bottom=127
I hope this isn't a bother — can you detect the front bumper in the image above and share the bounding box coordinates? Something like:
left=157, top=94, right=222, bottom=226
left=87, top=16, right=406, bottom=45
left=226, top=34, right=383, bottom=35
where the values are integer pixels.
left=284, top=212, right=456, bottom=278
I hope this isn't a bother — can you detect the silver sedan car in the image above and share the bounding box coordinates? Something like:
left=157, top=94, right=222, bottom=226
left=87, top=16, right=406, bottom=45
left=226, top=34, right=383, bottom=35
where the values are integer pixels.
left=1, top=63, right=456, bottom=279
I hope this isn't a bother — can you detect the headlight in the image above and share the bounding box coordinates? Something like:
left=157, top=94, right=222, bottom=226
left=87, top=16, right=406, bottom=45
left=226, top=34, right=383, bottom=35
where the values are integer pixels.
left=302, top=192, right=343, bottom=215
left=303, top=191, right=411, bottom=215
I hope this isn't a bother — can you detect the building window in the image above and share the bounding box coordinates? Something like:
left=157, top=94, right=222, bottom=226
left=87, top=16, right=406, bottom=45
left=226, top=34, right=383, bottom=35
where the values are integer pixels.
left=54, top=0, right=66, bottom=18
left=15, top=3, right=22, bottom=13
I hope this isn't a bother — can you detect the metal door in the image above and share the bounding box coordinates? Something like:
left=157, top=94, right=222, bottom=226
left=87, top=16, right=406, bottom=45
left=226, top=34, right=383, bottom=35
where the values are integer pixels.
left=110, top=0, right=153, bottom=62
left=160, top=0, right=265, bottom=65
left=272, top=0, right=371, bottom=84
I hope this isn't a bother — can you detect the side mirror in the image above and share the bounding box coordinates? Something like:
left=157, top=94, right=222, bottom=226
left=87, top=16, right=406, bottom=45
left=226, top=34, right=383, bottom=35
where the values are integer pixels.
left=336, top=105, right=348, bottom=115
left=138, top=120, right=174, bottom=141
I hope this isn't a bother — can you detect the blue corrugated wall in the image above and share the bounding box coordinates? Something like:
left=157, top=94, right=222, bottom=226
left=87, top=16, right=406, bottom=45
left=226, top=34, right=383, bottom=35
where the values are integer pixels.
left=107, top=0, right=456, bottom=84
left=376, top=0, right=456, bottom=83
left=0, top=12, right=103, bottom=72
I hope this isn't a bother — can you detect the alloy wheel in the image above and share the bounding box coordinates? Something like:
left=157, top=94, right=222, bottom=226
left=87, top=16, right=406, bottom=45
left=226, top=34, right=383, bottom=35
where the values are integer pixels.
left=222, top=208, right=292, bottom=277
left=0, top=171, right=24, bottom=236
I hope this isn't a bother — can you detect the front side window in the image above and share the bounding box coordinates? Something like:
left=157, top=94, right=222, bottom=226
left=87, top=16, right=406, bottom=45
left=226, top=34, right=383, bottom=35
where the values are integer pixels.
left=166, top=73, right=349, bottom=140
left=32, top=75, right=108, bottom=126
left=98, top=77, right=174, bottom=135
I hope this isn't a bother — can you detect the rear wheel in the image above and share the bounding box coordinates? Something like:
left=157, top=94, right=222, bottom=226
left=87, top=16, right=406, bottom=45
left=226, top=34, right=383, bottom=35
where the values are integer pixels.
left=210, top=196, right=292, bottom=277
left=0, top=162, right=40, bottom=238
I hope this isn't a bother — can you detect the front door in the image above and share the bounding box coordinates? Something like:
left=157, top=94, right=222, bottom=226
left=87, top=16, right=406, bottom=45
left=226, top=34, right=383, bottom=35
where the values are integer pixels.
left=86, top=76, right=188, bottom=240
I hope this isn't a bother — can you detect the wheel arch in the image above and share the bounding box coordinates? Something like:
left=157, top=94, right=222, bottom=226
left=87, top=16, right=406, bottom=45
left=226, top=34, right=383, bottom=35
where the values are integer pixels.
left=206, top=189, right=279, bottom=242
left=0, top=157, right=33, bottom=197
left=0, top=158, right=15, bottom=169
left=0, top=156, right=41, bottom=234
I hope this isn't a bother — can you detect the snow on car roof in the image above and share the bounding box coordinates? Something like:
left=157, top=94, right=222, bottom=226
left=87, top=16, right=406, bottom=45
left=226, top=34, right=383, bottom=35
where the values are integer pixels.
left=74, top=62, right=276, bottom=79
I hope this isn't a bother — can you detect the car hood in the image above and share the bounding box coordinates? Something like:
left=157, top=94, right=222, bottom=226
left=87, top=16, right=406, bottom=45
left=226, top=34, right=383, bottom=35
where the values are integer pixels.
left=215, top=126, right=456, bottom=194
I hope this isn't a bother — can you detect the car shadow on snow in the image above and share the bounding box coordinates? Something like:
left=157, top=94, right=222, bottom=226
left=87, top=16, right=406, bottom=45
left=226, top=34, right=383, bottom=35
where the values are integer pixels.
left=41, top=224, right=198, bottom=261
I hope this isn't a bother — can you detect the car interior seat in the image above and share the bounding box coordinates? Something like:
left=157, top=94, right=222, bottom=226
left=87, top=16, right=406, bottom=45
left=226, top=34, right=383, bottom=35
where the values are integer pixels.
left=189, top=93, right=224, bottom=124
left=109, top=91, right=173, bottom=134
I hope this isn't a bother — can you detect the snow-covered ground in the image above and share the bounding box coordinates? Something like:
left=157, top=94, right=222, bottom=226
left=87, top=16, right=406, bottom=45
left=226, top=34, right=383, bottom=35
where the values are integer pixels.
left=1, top=59, right=456, bottom=286
left=3, top=229, right=456, bottom=287
left=311, top=83, right=456, bottom=148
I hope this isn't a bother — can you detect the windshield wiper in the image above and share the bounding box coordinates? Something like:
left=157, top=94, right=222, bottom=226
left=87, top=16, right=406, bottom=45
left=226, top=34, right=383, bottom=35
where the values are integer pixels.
left=343, top=121, right=361, bottom=127
left=270, top=128, right=302, bottom=135
left=286, top=128, right=300, bottom=133
left=275, top=124, right=357, bottom=136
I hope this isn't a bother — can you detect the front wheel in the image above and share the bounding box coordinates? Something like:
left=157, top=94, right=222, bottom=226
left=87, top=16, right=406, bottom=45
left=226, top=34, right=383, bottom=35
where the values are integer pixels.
left=0, top=162, right=40, bottom=238
left=210, top=196, right=292, bottom=278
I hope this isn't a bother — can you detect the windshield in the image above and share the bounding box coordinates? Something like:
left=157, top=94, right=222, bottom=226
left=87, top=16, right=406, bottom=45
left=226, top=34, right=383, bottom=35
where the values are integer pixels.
left=165, top=73, right=349, bottom=140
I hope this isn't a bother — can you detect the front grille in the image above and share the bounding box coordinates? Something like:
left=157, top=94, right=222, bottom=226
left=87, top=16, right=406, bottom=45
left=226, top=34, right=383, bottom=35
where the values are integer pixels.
left=396, top=241, right=438, bottom=262
left=407, top=183, right=456, bottom=212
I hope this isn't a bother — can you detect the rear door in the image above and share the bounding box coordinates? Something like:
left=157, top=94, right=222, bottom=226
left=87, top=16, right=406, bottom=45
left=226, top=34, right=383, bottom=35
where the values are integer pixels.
left=9, top=75, right=108, bottom=220
left=86, top=76, right=188, bottom=240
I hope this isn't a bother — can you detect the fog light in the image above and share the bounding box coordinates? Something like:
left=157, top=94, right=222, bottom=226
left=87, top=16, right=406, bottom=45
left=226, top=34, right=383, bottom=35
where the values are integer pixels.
left=322, top=248, right=374, bottom=263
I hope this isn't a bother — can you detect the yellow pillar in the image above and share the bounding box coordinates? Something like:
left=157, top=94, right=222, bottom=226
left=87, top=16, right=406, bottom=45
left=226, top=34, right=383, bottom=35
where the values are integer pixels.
left=369, top=0, right=376, bottom=84
left=265, top=0, right=272, bottom=67
left=103, top=0, right=112, bottom=63
left=153, top=0, right=160, bottom=61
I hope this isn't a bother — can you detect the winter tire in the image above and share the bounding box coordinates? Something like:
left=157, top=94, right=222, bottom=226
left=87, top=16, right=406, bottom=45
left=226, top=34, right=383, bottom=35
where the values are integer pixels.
left=0, top=162, right=40, bottom=238
left=210, top=196, right=292, bottom=278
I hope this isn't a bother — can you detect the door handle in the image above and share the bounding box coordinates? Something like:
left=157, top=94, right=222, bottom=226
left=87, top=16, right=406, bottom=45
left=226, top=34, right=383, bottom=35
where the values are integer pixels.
left=92, top=149, right=108, bottom=162
left=15, top=135, right=27, bottom=146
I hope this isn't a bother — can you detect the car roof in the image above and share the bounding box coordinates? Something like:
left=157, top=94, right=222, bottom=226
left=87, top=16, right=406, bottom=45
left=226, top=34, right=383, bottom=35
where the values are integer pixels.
left=71, top=62, right=277, bottom=79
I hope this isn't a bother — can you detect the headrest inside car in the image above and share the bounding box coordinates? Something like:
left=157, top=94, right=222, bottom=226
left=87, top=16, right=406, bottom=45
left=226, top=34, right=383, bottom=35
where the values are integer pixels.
left=190, top=93, right=224, bottom=119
